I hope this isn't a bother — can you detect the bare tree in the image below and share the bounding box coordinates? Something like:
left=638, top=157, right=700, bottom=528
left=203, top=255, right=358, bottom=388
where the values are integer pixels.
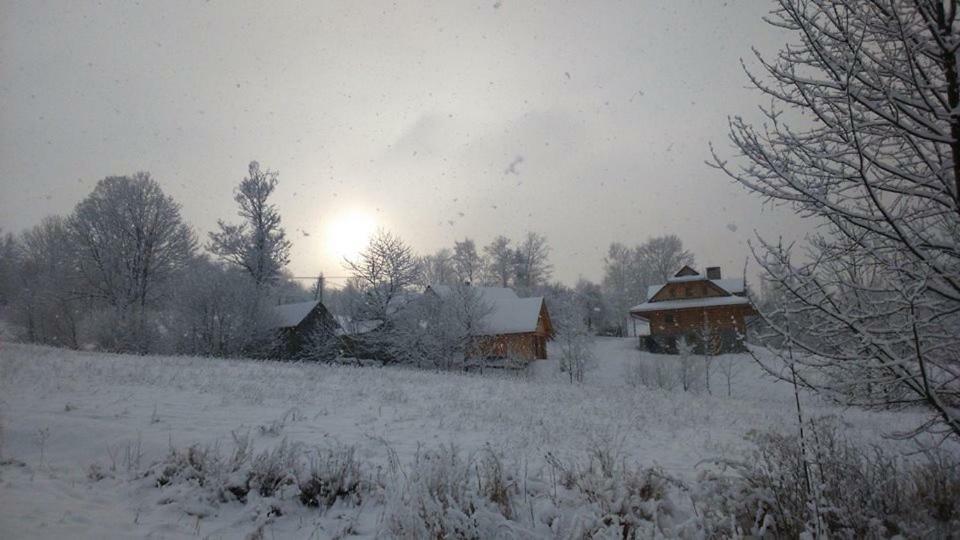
left=602, top=242, right=635, bottom=335
left=711, top=1, right=960, bottom=441
left=208, top=161, right=292, bottom=288
left=171, top=257, right=274, bottom=357
left=344, top=229, right=420, bottom=324
left=482, top=235, right=513, bottom=286
left=557, top=322, right=595, bottom=384
left=677, top=337, right=702, bottom=393
left=452, top=238, right=484, bottom=285
left=419, top=248, right=455, bottom=286
left=690, top=311, right=722, bottom=396
left=512, top=232, right=552, bottom=291
left=635, top=235, right=695, bottom=284
left=401, top=284, right=494, bottom=370
left=0, top=230, right=18, bottom=307
left=11, top=217, right=82, bottom=348
left=69, top=173, right=196, bottom=352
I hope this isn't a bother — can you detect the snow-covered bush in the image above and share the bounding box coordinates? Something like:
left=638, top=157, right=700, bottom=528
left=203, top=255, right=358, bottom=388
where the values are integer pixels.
left=148, top=433, right=368, bottom=515
left=627, top=349, right=704, bottom=393
left=297, top=445, right=363, bottom=508
left=152, top=431, right=254, bottom=503
left=248, top=438, right=302, bottom=498
left=557, top=328, right=594, bottom=384
left=695, top=420, right=960, bottom=538
left=542, top=443, right=697, bottom=539
left=385, top=443, right=522, bottom=538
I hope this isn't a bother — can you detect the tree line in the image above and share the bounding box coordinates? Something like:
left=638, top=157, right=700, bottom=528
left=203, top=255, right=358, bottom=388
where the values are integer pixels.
left=0, top=162, right=298, bottom=356
left=0, top=162, right=700, bottom=358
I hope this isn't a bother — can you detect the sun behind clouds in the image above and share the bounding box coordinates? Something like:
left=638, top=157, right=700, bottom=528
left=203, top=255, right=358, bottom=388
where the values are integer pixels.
left=326, top=209, right=377, bottom=262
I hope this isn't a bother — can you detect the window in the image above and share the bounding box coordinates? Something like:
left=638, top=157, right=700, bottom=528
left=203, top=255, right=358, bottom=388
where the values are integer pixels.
left=665, top=314, right=675, bottom=324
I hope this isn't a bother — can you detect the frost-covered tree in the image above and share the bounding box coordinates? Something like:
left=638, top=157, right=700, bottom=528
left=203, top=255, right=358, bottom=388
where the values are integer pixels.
left=557, top=322, right=595, bottom=384
left=452, top=238, right=484, bottom=285
left=512, top=232, right=552, bottom=291
left=601, top=243, right=635, bottom=335
left=69, top=173, right=196, bottom=352
left=344, top=229, right=420, bottom=324
left=394, top=284, right=493, bottom=370
left=0, top=229, right=19, bottom=306
left=574, top=278, right=609, bottom=332
left=419, top=248, right=455, bottom=286
left=170, top=258, right=275, bottom=357
left=711, top=0, right=960, bottom=440
left=601, top=236, right=694, bottom=334
left=11, top=217, right=83, bottom=348
left=208, top=161, right=292, bottom=288
left=635, top=235, right=694, bottom=284
left=482, top=235, right=514, bottom=287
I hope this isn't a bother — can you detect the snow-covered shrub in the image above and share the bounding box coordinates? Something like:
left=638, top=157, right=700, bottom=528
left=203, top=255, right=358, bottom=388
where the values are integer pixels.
left=151, top=431, right=255, bottom=503
left=552, top=447, right=693, bottom=538
left=297, top=445, right=363, bottom=508
left=695, top=421, right=960, bottom=538
left=626, top=354, right=680, bottom=390
left=557, top=328, right=594, bottom=384
left=248, top=438, right=301, bottom=497
left=148, top=433, right=370, bottom=514
left=385, top=443, right=523, bottom=538
left=627, top=350, right=704, bottom=393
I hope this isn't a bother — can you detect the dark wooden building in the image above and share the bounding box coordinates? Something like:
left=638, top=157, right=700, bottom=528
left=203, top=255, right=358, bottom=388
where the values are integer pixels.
left=270, top=300, right=340, bottom=359
left=629, top=266, right=755, bottom=353
left=425, top=285, right=554, bottom=361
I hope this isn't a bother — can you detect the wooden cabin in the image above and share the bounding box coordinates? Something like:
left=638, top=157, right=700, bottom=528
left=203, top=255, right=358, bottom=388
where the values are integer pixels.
left=629, top=266, right=755, bottom=354
left=271, top=300, right=340, bottom=359
left=425, top=285, right=554, bottom=362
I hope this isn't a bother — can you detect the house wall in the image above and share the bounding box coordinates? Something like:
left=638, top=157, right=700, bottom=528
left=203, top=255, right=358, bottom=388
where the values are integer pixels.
left=476, top=332, right=548, bottom=361
left=643, top=305, right=752, bottom=354
left=278, top=306, right=339, bottom=360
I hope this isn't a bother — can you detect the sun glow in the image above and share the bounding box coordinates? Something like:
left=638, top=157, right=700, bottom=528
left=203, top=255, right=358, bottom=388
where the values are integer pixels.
left=326, top=210, right=377, bottom=261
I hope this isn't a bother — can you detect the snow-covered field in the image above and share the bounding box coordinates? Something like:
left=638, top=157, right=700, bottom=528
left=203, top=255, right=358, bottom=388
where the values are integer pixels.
left=0, top=338, right=924, bottom=538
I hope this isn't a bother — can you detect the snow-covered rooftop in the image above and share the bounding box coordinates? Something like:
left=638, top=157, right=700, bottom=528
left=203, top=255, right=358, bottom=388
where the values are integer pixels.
left=666, top=275, right=708, bottom=283
left=479, top=297, right=545, bottom=335
left=629, top=295, right=751, bottom=316
left=427, top=285, right=544, bottom=335
left=332, top=315, right=382, bottom=336
left=271, top=301, right=320, bottom=328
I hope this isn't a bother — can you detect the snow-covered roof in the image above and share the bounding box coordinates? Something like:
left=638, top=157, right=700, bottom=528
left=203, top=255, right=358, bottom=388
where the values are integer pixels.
left=629, top=295, right=751, bottom=317
left=479, top=297, right=545, bottom=335
left=332, top=315, right=382, bottom=336
left=426, top=285, right=544, bottom=336
left=667, top=275, right=708, bottom=283
left=271, top=301, right=321, bottom=328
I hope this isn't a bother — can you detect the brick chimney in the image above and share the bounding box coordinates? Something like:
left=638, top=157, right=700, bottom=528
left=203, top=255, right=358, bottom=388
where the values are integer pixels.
left=706, top=266, right=722, bottom=280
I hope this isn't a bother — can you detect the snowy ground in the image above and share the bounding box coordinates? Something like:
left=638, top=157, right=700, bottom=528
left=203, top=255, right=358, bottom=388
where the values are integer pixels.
left=0, top=338, right=927, bottom=538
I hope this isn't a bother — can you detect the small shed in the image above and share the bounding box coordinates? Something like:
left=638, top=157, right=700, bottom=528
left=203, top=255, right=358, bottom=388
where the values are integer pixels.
left=271, top=300, right=340, bottom=359
left=425, top=285, right=554, bottom=361
left=629, top=266, right=756, bottom=353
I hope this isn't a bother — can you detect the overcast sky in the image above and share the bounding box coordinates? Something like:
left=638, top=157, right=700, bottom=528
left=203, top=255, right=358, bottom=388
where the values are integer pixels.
left=0, top=0, right=812, bottom=287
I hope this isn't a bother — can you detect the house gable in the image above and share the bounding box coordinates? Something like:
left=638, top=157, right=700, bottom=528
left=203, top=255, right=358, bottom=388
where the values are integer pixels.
left=650, top=279, right=731, bottom=303
left=674, top=265, right=699, bottom=277
left=535, top=300, right=554, bottom=337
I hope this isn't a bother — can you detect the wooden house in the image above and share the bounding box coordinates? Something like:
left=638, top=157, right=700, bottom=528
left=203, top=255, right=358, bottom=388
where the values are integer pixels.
left=629, top=266, right=755, bottom=353
left=270, top=300, right=340, bottom=359
left=425, top=285, right=554, bottom=361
